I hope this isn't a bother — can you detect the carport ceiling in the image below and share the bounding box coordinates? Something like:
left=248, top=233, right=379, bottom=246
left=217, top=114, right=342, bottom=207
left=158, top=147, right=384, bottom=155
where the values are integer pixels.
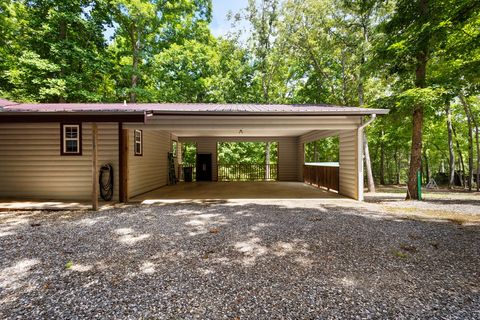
left=124, top=115, right=363, bottom=137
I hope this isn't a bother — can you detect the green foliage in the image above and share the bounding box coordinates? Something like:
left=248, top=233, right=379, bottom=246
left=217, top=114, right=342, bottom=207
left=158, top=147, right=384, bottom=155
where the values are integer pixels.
left=218, top=142, right=277, bottom=164
left=304, top=137, right=339, bottom=163
left=182, top=143, right=196, bottom=165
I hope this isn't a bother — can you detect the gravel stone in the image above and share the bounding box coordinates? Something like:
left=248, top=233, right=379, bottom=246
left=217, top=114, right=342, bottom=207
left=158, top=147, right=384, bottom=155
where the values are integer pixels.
left=0, top=199, right=479, bottom=319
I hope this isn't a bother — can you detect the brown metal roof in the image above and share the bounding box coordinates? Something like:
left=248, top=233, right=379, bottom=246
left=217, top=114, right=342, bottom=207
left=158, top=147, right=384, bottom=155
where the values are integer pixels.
left=0, top=99, right=18, bottom=107
left=0, top=102, right=388, bottom=115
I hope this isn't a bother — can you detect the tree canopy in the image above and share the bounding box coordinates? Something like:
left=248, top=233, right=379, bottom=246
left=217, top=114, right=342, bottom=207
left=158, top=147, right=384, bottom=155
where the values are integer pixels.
left=1, top=0, right=479, bottom=194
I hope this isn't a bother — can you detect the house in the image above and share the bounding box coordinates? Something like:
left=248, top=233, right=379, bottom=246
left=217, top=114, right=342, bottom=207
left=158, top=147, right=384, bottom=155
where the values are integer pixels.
left=0, top=99, right=388, bottom=205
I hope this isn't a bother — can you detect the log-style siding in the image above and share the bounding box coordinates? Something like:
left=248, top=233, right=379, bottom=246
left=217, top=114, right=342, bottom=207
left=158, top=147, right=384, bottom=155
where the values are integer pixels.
left=127, top=130, right=176, bottom=198
left=179, top=136, right=299, bottom=181
left=0, top=122, right=119, bottom=201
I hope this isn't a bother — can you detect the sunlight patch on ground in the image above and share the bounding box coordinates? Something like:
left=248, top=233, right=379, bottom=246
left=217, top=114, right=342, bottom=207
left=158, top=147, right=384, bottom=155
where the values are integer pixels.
left=119, top=233, right=151, bottom=245
left=382, top=206, right=480, bottom=225
left=140, top=261, right=155, bottom=274
left=336, top=276, right=357, bottom=288
left=294, top=256, right=314, bottom=266
left=115, top=228, right=151, bottom=245
left=168, top=208, right=204, bottom=216
left=0, top=258, right=39, bottom=290
left=251, top=222, right=274, bottom=231
left=115, top=228, right=134, bottom=235
left=234, top=237, right=268, bottom=265
left=83, top=280, right=99, bottom=288
left=70, top=263, right=93, bottom=272
left=183, top=212, right=231, bottom=236
left=271, top=241, right=294, bottom=257
left=76, top=216, right=107, bottom=226
left=185, top=214, right=222, bottom=227
left=197, top=267, right=214, bottom=276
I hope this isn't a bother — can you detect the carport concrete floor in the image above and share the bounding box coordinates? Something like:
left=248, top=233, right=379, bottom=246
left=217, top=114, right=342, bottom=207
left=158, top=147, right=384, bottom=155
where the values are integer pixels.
left=130, top=181, right=344, bottom=202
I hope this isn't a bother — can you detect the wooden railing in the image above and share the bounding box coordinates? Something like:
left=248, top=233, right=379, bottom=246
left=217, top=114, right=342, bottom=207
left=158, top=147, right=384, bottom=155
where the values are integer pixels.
left=217, top=163, right=278, bottom=181
left=303, top=165, right=339, bottom=192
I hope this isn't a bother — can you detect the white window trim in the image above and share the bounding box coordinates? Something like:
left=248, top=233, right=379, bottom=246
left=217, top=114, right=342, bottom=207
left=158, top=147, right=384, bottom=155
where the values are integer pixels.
left=134, top=130, right=143, bottom=156
left=62, top=124, right=81, bottom=155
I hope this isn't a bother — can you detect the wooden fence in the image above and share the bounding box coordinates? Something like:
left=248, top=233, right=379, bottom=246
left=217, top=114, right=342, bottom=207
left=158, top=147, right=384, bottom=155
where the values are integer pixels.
left=217, top=163, right=278, bottom=181
left=303, top=165, right=339, bottom=192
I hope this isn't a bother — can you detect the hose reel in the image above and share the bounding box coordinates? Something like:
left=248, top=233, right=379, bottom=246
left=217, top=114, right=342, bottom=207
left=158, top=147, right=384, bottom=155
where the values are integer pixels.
left=99, top=163, right=114, bottom=201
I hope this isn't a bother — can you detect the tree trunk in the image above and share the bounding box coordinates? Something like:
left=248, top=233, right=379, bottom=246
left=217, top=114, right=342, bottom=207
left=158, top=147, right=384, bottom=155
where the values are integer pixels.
left=341, top=49, right=348, bottom=105
left=423, top=149, right=430, bottom=183
left=446, top=103, right=455, bottom=188
left=406, top=0, right=428, bottom=200
left=406, top=95, right=424, bottom=199
left=130, top=26, right=140, bottom=103
left=453, top=125, right=465, bottom=187
left=380, top=130, right=385, bottom=185
left=471, top=111, right=480, bottom=191
left=459, top=93, right=473, bottom=191
left=265, top=142, right=271, bottom=180
left=363, top=132, right=375, bottom=192
left=394, top=148, right=401, bottom=184
left=58, top=19, right=67, bottom=103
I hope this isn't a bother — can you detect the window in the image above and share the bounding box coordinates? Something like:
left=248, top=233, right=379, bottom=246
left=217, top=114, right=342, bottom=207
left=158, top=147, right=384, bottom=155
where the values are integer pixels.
left=61, top=124, right=81, bottom=155
left=172, top=140, right=178, bottom=157
left=134, top=130, right=143, bottom=156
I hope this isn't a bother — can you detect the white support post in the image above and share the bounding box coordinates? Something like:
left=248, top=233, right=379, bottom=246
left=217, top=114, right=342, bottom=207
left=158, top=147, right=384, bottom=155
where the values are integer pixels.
left=357, top=114, right=377, bottom=201
left=357, top=127, right=364, bottom=201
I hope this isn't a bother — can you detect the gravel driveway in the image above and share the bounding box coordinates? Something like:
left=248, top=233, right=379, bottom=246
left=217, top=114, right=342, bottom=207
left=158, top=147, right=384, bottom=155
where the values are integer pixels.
left=1, top=200, right=479, bottom=319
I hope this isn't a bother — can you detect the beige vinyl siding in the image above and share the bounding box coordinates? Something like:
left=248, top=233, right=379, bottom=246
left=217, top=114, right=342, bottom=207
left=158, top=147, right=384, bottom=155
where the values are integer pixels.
left=179, top=136, right=299, bottom=181
left=297, top=130, right=340, bottom=181
left=0, top=122, right=119, bottom=201
left=277, top=137, right=299, bottom=181
left=127, top=130, right=172, bottom=198
left=339, top=129, right=358, bottom=199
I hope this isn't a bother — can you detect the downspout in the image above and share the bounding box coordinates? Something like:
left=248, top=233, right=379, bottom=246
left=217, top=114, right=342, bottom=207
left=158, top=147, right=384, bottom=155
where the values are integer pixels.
left=357, top=114, right=377, bottom=201
left=359, top=114, right=377, bottom=130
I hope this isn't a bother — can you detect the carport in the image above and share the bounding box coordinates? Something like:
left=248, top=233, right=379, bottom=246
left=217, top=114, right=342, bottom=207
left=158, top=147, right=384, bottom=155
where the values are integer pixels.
left=122, top=103, right=388, bottom=201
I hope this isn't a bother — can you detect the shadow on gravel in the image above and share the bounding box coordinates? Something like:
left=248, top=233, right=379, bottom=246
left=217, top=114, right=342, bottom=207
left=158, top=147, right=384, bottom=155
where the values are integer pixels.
left=1, top=201, right=479, bottom=318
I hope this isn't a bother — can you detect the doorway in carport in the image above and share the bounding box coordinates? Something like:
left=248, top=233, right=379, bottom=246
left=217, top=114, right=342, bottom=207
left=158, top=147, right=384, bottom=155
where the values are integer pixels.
left=196, top=153, right=212, bottom=181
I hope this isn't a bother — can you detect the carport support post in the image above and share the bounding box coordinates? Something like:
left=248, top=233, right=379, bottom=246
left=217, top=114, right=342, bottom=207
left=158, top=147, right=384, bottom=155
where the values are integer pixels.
left=92, top=123, right=99, bottom=211
left=357, top=127, right=364, bottom=201
left=357, top=114, right=377, bottom=201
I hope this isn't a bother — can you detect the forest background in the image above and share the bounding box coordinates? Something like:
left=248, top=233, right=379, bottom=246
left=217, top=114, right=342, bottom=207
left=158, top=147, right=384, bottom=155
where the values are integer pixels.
left=1, top=0, right=479, bottom=198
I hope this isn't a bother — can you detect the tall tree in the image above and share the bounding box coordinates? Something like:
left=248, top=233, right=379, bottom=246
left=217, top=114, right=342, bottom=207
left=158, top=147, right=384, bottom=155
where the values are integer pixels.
left=338, top=0, right=387, bottom=192
left=379, top=0, right=478, bottom=199
left=1, top=0, right=111, bottom=102
left=110, top=0, right=212, bottom=102
left=445, top=103, right=456, bottom=188
left=246, top=0, right=280, bottom=103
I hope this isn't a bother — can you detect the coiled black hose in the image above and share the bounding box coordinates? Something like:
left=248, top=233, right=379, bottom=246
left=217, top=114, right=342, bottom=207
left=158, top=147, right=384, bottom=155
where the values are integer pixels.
left=99, top=163, right=114, bottom=201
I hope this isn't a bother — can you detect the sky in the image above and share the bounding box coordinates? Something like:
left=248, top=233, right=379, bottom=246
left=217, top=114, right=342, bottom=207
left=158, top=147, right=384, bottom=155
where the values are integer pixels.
left=209, top=0, right=249, bottom=38
left=104, top=1, right=249, bottom=42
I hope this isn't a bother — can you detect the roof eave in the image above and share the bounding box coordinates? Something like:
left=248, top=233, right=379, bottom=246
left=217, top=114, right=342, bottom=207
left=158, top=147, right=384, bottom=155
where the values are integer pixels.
left=0, top=111, right=147, bottom=123
left=150, top=109, right=389, bottom=116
